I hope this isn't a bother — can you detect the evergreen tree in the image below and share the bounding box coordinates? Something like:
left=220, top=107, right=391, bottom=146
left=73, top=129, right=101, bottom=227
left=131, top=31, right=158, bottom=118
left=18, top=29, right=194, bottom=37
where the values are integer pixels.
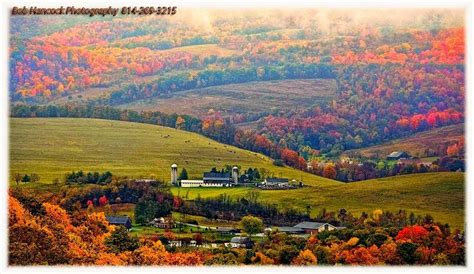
left=178, top=168, right=188, bottom=180
left=21, top=174, right=30, bottom=183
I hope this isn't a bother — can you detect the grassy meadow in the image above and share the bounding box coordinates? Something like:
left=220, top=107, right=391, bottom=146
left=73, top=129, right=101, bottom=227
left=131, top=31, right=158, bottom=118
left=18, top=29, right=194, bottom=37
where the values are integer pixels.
left=9, top=118, right=465, bottom=229
left=119, top=79, right=337, bottom=120
left=9, top=118, right=335, bottom=186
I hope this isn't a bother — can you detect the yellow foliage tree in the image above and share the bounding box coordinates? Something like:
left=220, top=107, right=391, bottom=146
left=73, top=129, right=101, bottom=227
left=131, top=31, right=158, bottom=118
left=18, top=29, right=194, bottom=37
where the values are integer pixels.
left=292, top=249, right=317, bottom=265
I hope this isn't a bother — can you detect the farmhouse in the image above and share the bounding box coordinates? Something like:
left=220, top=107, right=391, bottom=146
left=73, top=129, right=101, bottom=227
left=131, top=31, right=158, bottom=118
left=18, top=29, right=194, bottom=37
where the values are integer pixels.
left=106, top=216, right=132, bottom=230
left=387, top=151, right=411, bottom=160
left=149, top=217, right=175, bottom=229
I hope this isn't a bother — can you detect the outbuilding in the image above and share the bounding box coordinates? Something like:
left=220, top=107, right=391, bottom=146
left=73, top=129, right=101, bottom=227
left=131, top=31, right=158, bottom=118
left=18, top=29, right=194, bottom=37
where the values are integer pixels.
left=106, top=216, right=132, bottom=230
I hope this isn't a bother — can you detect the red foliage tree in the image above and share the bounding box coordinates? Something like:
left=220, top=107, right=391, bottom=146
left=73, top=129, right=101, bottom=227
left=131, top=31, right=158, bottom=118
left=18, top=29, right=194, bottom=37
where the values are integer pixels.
left=98, top=195, right=108, bottom=207
left=395, top=225, right=429, bottom=243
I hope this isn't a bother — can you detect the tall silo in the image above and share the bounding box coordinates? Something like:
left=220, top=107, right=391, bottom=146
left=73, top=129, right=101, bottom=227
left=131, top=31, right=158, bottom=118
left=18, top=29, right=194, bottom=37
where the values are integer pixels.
left=232, top=166, right=239, bottom=184
left=171, top=164, right=178, bottom=185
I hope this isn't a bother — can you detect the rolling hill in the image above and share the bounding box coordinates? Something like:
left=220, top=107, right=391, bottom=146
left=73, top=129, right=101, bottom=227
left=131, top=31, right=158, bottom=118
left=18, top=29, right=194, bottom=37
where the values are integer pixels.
left=9, top=118, right=335, bottom=186
left=344, top=124, right=464, bottom=159
left=9, top=118, right=464, bottom=229
left=119, top=79, right=337, bottom=120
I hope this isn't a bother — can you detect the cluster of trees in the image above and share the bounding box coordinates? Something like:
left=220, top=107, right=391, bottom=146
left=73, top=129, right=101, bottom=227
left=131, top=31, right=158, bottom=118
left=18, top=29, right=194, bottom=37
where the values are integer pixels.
left=11, top=172, right=40, bottom=186
left=11, top=104, right=203, bottom=132
left=64, top=170, right=113, bottom=185
left=59, top=179, right=173, bottom=212
left=309, top=156, right=464, bottom=182
left=9, top=191, right=209, bottom=265
left=177, top=192, right=310, bottom=226
left=239, top=168, right=264, bottom=183
left=134, top=198, right=173, bottom=225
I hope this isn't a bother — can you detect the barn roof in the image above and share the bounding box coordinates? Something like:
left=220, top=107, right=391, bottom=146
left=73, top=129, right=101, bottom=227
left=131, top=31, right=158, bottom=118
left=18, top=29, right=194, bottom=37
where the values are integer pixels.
left=266, top=177, right=289, bottom=183
left=203, top=172, right=230, bottom=181
left=387, top=151, right=408, bottom=158
left=230, top=237, right=251, bottom=244
left=106, top=216, right=131, bottom=225
left=294, top=221, right=330, bottom=229
left=276, top=226, right=305, bottom=233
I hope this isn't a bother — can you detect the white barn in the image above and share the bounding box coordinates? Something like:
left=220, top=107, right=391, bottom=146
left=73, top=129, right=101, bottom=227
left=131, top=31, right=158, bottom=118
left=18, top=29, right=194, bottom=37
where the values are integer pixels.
left=180, top=179, right=233, bottom=187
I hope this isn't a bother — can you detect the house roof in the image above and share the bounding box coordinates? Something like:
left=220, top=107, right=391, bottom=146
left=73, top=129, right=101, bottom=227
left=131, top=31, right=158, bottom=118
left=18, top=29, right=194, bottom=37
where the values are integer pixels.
left=106, top=216, right=131, bottom=225
left=294, top=221, right=331, bottom=229
left=388, top=151, right=408, bottom=158
left=203, top=172, right=230, bottom=180
left=266, top=178, right=289, bottom=183
left=276, top=226, right=305, bottom=233
left=230, top=237, right=250, bottom=244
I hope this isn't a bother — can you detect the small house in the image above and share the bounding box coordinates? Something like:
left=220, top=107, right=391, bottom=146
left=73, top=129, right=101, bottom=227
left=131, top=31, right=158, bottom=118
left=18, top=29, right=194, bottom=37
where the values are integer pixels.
left=387, top=151, right=411, bottom=160
left=106, top=216, right=132, bottom=230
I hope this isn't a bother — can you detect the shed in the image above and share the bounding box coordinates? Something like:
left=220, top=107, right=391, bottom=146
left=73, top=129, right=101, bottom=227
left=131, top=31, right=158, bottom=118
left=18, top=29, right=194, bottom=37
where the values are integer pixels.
left=106, top=216, right=132, bottom=230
